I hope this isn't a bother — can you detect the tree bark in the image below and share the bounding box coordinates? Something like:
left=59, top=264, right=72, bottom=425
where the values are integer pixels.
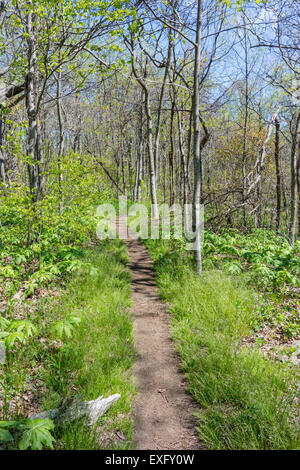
left=289, top=112, right=300, bottom=246
left=0, top=118, right=5, bottom=184
left=131, top=41, right=158, bottom=218
left=274, top=116, right=281, bottom=231
left=177, top=108, right=188, bottom=217
left=30, top=394, right=120, bottom=426
left=297, top=140, right=300, bottom=235
left=144, top=82, right=158, bottom=218
left=25, top=7, right=42, bottom=203
left=0, top=84, right=25, bottom=105
left=192, top=0, right=203, bottom=275
left=242, top=13, right=249, bottom=226
left=154, top=29, right=172, bottom=184
left=56, top=63, right=64, bottom=214
left=135, top=95, right=143, bottom=202
left=169, top=97, right=175, bottom=206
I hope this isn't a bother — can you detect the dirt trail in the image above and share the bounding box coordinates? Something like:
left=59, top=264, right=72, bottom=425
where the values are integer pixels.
left=117, top=217, right=202, bottom=450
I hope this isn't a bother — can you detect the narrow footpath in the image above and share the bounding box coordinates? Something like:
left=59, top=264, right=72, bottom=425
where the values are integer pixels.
left=117, top=217, right=202, bottom=450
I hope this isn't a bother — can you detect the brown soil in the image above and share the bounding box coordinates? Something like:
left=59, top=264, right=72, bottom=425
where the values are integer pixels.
left=117, top=217, right=202, bottom=450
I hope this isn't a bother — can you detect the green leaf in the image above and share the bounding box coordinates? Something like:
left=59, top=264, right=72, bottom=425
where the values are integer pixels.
left=225, top=261, right=243, bottom=275
left=51, top=320, right=74, bottom=339
left=3, top=331, right=26, bottom=347
left=8, top=320, right=38, bottom=339
left=0, top=428, right=13, bottom=442
left=0, top=420, right=20, bottom=428
left=68, top=315, right=81, bottom=327
left=19, top=419, right=55, bottom=451
left=0, top=317, right=9, bottom=329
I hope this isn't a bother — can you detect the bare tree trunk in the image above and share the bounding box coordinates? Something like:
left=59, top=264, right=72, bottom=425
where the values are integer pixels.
left=131, top=42, right=158, bottom=218
left=0, top=118, right=5, bottom=184
left=242, top=13, right=249, bottom=226
left=297, top=141, right=300, bottom=235
left=25, top=7, right=42, bottom=203
left=56, top=63, right=64, bottom=214
left=256, top=168, right=263, bottom=227
left=169, top=97, right=175, bottom=206
left=127, top=138, right=133, bottom=200
left=163, top=151, right=167, bottom=203
left=135, top=100, right=143, bottom=202
left=246, top=109, right=280, bottom=225
left=116, top=155, right=120, bottom=199
left=274, top=116, right=281, bottom=231
left=154, top=29, right=172, bottom=183
left=186, top=111, right=193, bottom=199
left=177, top=108, right=189, bottom=228
left=192, top=0, right=203, bottom=275
left=282, top=176, right=288, bottom=228
left=133, top=151, right=139, bottom=201
left=177, top=110, right=188, bottom=202
left=144, top=84, right=158, bottom=218
left=120, top=144, right=127, bottom=195
left=289, top=112, right=300, bottom=246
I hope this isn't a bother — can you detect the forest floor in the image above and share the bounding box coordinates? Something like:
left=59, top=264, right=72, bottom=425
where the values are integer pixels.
left=117, top=217, right=202, bottom=450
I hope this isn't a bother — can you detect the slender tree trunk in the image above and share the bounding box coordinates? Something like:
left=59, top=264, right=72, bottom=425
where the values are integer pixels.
left=56, top=64, right=64, bottom=214
left=144, top=85, right=158, bottom=217
left=25, top=7, right=42, bottom=203
left=192, top=0, right=203, bottom=275
left=282, top=176, right=288, bottom=228
left=154, top=29, right=172, bottom=183
left=186, top=111, right=193, bottom=199
left=120, top=145, right=127, bottom=195
left=163, top=151, right=167, bottom=203
left=116, top=156, right=120, bottom=199
left=289, top=112, right=300, bottom=246
left=128, top=138, right=133, bottom=200
left=169, top=97, right=175, bottom=206
left=256, top=168, right=263, bottom=227
left=274, top=116, right=281, bottom=231
left=247, top=109, right=279, bottom=228
left=242, top=13, right=249, bottom=226
left=177, top=108, right=189, bottom=226
left=133, top=150, right=139, bottom=201
left=131, top=43, right=158, bottom=218
left=0, top=118, right=5, bottom=184
left=297, top=140, right=300, bottom=235
left=135, top=100, right=143, bottom=202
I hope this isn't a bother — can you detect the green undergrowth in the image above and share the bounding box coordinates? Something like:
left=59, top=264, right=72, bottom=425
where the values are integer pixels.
left=1, top=240, right=135, bottom=450
left=145, top=238, right=300, bottom=450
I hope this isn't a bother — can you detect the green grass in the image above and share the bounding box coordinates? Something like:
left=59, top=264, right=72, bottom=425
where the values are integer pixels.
left=47, top=240, right=135, bottom=449
left=1, top=239, right=135, bottom=449
left=145, top=238, right=300, bottom=450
